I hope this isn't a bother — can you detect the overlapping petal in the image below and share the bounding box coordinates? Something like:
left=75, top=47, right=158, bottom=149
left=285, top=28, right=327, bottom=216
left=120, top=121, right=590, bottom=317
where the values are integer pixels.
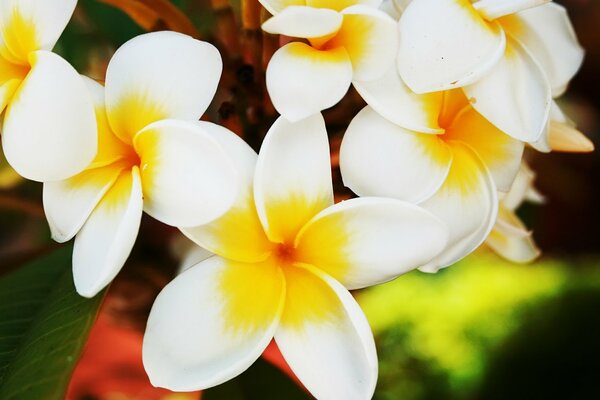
left=295, top=197, right=448, bottom=289
left=2, top=50, right=97, bottom=181
left=486, top=206, right=540, bottom=263
left=340, top=107, right=451, bottom=203
left=463, top=38, right=551, bottom=142
left=398, top=0, right=505, bottom=93
left=276, top=264, right=377, bottom=400
left=181, top=122, right=274, bottom=263
left=133, top=119, right=238, bottom=228
left=419, top=143, right=498, bottom=271
left=353, top=65, right=444, bottom=133
left=72, top=168, right=144, bottom=297
left=262, top=6, right=343, bottom=38
left=266, top=42, right=352, bottom=122
left=500, top=3, right=583, bottom=96
left=254, top=114, right=333, bottom=243
left=143, top=256, right=285, bottom=391
left=473, top=0, right=548, bottom=21
left=307, top=0, right=383, bottom=12
left=0, top=0, right=76, bottom=63
left=105, top=31, right=222, bottom=143
left=324, top=5, right=398, bottom=81
left=259, top=0, right=305, bottom=16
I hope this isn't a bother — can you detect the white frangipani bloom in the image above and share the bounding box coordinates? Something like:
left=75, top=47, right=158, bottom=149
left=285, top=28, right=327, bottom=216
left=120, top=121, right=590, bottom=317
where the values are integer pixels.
left=396, top=0, right=584, bottom=142
left=43, top=32, right=240, bottom=297
left=341, top=74, right=525, bottom=272
left=486, top=162, right=543, bottom=263
left=0, top=0, right=97, bottom=181
left=143, top=114, right=449, bottom=399
left=261, top=0, right=398, bottom=121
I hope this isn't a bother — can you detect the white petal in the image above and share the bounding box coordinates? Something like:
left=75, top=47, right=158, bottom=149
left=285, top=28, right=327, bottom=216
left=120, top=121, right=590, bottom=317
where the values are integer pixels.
left=306, top=0, right=383, bottom=12
left=133, top=119, right=238, bottom=228
left=473, top=0, right=549, bottom=20
left=463, top=37, right=551, bottom=142
left=276, top=264, right=377, bottom=400
left=105, top=31, right=222, bottom=143
left=259, top=0, right=305, bottom=15
left=72, top=168, right=143, bottom=297
left=295, top=197, right=448, bottom=289
left=43, top=163, right=125, bottom=243
left=353, top=65, right=443, bottom=133
left=340, top=106, right=451, bottom=204
left=262, top=6, right=343, bottom=38
left=254, top=114, right=334, bottom=243
left=327, top=5, right=399, bottom=81
left=398, top=0, right=505, bottom=93
left=266, top=42, right=352, bottom=122
left=486, top=206, right=540, bottom=263
left=419, top=142, right=498, bottom=271
left=0, top=0, right=76, bottom=61
left=501, top=3, right=584, bottom=96
left=2, top=50, right=96, bottom=182
left=143, top=256, right=285, bottom=391
left=501, top=161, right=536, bottom=211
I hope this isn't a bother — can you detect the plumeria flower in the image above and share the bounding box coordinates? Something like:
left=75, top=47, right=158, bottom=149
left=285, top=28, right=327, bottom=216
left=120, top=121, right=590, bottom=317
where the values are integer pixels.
left=260, top=0, right=398, bottom=121
left=143, top=114, right=449, bottom=399
left=340, top=79, right=525, bottom=272
left=532, top=101, right=594, bottom=153
left=486, top=162, right=543, bottom=263
left=43, top=32, right=240, bottom=297
left=0, top=0, right=97, bottom=181
left=396, top=0, right=584, bottom=142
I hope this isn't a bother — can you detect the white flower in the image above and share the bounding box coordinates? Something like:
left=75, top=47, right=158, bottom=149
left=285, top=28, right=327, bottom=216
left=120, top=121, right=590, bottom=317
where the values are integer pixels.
left=143, top=113, right=448, bottom=399
left=0, top=0, right=97, bottom=181
left=532, top=101, right=594, bottom=153
left=260, top=0, right=398, bottom=121
left=396, top=0, right=584, bottom=142
left=43, top=32, right=240, bottom=297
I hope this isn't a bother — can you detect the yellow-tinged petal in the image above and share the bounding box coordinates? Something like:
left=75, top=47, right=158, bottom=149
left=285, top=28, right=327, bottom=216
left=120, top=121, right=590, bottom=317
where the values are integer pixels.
left=105, top=31, right=222, bottom=143
left=134, top=119, right=238, bottom=228
left=324, top=5, right=398, bottom=81
left=398, top=0, right=505, bottom=93
left=0, top=78, right=20, bottom=114
left=419, top=142, right=498, bottom=271
left=276, top=264, right=377, bottom=400
left=181, top=122, right=273, bottom=263
left=548, top=121, right=594, bottom=153
left=295, top=197, right=448, bottom=289
left=473, top=0, right=549, bottom=21
left=306, top=0, right=382, bottom=13
left=0, top=0, right=76, bottom=64
left=2, top=50, right=97, bottom=182
left=266, top=42, right=352, bottom=122
left=486, top=205, right=540, bottom=263
left=254, top=114, right=333, bottom=244
left=143, top=256, right=285, bottom=391
left=73, top=167, right=144, bottom=297
left=463, top=37, right=551, bottom=142
left=43, top=161, right=128, bottom=243
left=445, top=103, right=524, bottom=192
left=262, top=6, right=343, bottom=39
left=340, top=106, right=451, bottom=204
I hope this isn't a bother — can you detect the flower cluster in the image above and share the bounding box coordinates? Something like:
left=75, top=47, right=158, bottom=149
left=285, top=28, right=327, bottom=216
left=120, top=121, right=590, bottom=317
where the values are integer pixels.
left=0, top=0, right=592, bottom=399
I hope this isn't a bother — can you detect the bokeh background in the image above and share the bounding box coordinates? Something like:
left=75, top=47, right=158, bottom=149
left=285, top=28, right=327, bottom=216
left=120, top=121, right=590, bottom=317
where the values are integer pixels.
left=0, top=0, right=598, bottom=399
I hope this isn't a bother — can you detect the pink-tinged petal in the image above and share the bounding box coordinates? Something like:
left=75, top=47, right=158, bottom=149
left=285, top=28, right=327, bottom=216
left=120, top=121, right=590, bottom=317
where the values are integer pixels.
left=353, top=65, right=444, bottom=133
left=105, top=31, right=222, bottom=143
left=72, top=167, right=143, bottom=297
left=398, top=0, right=505, bottom=93
left=266, top=42, right=352, bottom=122
left=254, top=114, right=333, bottom=244
left=340, top=106, right=451, bottom=204
left=295, top=197, right=448, bottom=289
left=473, top=0, right=549, bottom=20
left=419, top=142, right=498, bottom=272
left=181, top=122, right=274, bottom=264
left=324, top=5, right=398, bottom=81
left=276, top=264, right=377, bottom=400
left=262, top=6, right=343, bottom=38
left=143, top=256, right=285, bottom=391
left=500, top=3, right=584, bottom=96
left=463, top=37, right=551, bottom=142
left=2, top=50, right=96, bottom=182
left=133, top=119, right=238, bottom=228
left=0, top=0, right=76, bottom=63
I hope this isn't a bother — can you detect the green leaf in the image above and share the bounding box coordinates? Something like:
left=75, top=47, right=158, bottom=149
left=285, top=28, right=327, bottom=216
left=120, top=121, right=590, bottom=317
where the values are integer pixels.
left=0, top=245, right=105, bottom=399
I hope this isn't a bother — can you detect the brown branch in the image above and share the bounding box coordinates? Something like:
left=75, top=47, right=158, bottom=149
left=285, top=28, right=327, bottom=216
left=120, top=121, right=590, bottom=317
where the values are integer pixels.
left=0, top=193, right=45, bottom=217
